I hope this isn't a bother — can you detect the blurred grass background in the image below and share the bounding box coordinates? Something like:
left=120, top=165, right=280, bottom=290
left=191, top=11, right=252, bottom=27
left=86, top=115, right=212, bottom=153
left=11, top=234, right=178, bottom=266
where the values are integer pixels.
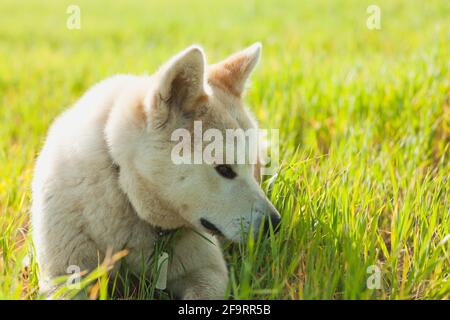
left=0, top=0, right=449, bottom=299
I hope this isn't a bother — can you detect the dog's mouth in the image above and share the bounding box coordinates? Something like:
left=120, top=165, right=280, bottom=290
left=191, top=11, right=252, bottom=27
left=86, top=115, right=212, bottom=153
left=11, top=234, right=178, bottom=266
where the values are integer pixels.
left=200, top=218, right=224, bottom=237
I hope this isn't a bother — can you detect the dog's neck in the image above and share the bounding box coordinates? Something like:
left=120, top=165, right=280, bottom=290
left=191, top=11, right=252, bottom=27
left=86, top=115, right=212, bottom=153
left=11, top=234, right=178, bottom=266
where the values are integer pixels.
left=116, top=164, right=187, bottom=230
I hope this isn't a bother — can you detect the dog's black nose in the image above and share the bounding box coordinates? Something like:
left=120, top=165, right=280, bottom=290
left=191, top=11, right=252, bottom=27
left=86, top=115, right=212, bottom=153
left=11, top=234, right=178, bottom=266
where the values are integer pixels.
left=262, top=214, right=281, bottom=235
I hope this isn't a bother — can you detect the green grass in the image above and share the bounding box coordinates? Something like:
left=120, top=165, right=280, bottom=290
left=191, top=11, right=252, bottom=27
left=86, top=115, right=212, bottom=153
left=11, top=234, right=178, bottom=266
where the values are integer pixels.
left=0, top=0, right=449, bottom=299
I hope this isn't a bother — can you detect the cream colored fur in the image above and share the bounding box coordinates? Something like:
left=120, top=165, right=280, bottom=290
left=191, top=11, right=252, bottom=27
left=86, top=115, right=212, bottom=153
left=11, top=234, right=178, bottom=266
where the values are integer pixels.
left=32, top=43, right=280, bottom=299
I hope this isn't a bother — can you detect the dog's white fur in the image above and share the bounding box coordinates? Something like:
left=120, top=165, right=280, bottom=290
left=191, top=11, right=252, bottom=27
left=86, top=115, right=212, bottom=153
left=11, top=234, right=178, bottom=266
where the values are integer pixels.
left=32, top=43, right=280, bottom=299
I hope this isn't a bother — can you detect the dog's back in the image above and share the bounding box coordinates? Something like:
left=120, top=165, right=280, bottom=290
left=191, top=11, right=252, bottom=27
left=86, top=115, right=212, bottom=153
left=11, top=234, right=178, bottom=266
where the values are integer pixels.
left=31, top=75, right=157, bottom=293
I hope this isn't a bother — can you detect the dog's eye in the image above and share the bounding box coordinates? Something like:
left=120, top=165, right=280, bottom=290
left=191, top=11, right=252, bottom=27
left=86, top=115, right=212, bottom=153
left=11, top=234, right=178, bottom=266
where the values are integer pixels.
left=215, top=165, right=237, bottom=179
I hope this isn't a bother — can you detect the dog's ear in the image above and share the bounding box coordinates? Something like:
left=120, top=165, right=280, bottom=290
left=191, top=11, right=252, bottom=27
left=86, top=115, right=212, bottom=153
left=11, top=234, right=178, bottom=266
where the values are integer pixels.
left=156, top=45, right=206, bottom=111
left=208, top=42, right=261, bottom=97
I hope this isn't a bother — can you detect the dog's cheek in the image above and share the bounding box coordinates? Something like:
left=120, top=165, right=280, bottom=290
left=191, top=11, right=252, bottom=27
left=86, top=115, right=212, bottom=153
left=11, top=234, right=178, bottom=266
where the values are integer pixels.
left=253, top=162, right=261, bottom=183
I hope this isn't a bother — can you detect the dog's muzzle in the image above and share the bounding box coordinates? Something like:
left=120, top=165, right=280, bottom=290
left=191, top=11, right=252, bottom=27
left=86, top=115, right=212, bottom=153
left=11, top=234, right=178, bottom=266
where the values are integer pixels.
left=262, top=213, right=281, bottom=235
left=200, top=218, right=224, bottom=237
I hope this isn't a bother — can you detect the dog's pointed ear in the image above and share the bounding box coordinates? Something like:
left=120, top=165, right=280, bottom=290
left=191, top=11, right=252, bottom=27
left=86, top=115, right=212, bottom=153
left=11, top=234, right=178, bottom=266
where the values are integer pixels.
left=156, top=45, right=206, bottom=109
left=208, top=42, right=261, bottom=97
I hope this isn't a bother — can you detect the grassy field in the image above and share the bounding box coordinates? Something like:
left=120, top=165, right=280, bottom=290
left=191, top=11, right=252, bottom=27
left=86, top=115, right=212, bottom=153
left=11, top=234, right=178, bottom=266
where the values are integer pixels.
left=0, top=0, right=449, bottom=299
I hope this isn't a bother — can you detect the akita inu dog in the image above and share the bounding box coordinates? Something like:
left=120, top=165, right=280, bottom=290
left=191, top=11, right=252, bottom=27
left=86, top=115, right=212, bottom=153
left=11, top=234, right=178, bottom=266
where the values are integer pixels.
left=32, top=43, right=281, bottom=299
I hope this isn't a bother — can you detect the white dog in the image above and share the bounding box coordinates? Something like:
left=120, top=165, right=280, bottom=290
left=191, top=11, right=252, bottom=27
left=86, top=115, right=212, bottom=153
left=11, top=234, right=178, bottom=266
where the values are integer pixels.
left=31, top=43, right=281, bottom=299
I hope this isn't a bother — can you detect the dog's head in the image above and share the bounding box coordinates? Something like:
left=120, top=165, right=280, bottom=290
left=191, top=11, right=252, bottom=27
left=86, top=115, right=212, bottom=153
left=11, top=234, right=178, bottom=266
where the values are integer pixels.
left=109, top=44, right=280, bottom=242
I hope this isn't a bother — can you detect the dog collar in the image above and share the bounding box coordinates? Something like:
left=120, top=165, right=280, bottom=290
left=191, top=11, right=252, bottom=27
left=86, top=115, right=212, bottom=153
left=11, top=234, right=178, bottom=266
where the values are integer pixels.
left=152, top=227, right=181, bottom=292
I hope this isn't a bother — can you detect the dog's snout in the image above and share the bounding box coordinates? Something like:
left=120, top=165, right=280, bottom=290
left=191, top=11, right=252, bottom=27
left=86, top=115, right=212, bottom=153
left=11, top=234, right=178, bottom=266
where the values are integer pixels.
left=200, top=218, right=224, bottom=237
left=262, top=213, right=281, bottom=235
left=255, top=199, right=281, bottom=237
